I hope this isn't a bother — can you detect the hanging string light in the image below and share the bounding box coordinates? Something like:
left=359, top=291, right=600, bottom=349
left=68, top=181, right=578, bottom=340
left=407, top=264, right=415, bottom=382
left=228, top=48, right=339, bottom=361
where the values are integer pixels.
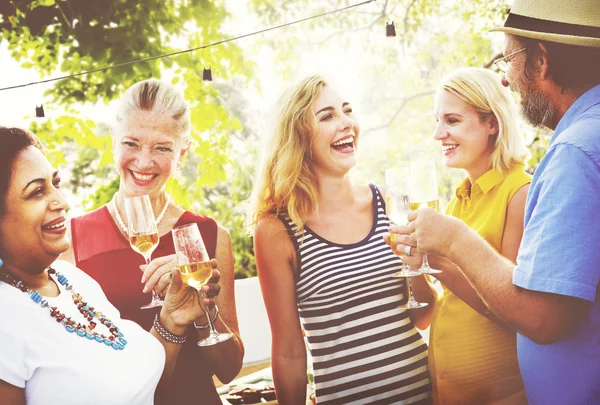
left=35, top=104, right=45, bottom=118
left=203, top=67, right=213, bottom=82
left=0, top=0, right=377, bottom=93
left=386, top=21, right=397, bottom=37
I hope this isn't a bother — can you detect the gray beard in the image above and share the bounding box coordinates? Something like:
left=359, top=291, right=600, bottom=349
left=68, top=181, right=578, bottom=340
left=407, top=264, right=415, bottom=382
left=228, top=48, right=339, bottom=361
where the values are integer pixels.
left=520, top=83, right=558, bottom=129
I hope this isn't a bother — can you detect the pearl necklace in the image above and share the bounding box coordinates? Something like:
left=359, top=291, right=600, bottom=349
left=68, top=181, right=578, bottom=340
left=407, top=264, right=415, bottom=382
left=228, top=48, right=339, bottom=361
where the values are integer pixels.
left=113, top=195, right=170, bottom=235
left=0, top=267, right=127, bottom=350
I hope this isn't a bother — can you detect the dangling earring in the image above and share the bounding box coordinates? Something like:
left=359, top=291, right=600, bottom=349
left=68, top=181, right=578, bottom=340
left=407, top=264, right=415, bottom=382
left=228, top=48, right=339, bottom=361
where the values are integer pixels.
left=0, top=257, right=3, bottom=267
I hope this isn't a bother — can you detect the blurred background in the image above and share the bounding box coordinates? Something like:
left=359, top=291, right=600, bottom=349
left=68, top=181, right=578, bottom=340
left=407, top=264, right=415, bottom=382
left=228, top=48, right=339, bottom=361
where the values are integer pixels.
left=0, top=0, right=551, bottom=280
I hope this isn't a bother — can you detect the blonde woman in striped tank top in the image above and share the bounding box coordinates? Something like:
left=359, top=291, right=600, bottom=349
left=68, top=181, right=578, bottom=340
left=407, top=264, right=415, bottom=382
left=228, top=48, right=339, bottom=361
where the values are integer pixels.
left=249, top=75, right=436, bottom=404
left=387, top=68, right=530, bottom=404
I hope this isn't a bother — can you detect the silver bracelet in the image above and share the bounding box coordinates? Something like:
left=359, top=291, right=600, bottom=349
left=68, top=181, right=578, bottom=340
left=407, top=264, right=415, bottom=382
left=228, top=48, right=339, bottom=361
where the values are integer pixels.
left=193, top=305, right=219, bottom=329
left=153, top=314, right=187, bottom=344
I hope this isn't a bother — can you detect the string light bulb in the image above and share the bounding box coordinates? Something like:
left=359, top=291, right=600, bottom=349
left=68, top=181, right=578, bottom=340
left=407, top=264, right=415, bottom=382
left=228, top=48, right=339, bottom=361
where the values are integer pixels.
left=386, top=21, right=396, bottom=37
left=203, top=67, right=213, bottom=82
left=35, top=104, right=45, bottom=118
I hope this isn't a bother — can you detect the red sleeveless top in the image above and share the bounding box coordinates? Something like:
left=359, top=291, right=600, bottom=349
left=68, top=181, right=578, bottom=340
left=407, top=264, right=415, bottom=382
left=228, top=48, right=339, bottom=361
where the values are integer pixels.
left=71, top=206, right=221, bottom=405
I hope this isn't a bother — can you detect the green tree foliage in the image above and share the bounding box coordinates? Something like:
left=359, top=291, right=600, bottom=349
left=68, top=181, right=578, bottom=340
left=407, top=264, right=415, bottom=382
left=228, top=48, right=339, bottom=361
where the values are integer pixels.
left=1, top=0, right=259, bottom=277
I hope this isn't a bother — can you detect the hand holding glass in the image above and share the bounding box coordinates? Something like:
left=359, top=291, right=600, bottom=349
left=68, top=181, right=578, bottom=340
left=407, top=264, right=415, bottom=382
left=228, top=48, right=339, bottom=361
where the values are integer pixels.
left=408, top=160, right=442, bottom=275
left=172, top=223, right=232, bottom=346
left=125, top=195, right=163, bottom=309
left=385, top=167, right=421, bottom=278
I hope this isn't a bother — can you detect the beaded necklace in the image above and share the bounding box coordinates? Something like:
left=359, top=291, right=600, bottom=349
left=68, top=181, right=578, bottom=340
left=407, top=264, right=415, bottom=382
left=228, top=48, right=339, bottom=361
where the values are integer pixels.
left=0, top=267, right=128, bottom=350
left=113, top=195, right=170, bottom=235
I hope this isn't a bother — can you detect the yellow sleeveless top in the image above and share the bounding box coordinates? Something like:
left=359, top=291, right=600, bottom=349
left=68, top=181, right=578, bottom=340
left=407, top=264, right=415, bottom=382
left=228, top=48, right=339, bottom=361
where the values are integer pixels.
left=429, top=165, right=531, bottom=405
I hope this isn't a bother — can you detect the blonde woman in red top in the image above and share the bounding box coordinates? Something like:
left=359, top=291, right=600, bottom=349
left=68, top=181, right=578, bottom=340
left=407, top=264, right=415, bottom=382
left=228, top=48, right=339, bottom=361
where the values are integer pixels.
left=62, top=78, right=244, bottom=405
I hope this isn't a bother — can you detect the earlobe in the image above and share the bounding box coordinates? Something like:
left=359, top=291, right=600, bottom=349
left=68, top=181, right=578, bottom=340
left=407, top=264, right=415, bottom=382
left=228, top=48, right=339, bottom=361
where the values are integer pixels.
left=490, top=116, right=499, bottom=134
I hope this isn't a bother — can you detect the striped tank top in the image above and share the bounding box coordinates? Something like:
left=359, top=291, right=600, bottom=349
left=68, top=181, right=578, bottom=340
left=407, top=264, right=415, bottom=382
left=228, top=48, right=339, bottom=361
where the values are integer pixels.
left=280, top=184, right=432, bottom=405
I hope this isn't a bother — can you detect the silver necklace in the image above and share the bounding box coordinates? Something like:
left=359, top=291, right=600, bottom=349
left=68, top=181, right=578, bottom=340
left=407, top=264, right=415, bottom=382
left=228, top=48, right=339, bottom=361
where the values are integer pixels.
left=113, top=195, right=170, bottom=235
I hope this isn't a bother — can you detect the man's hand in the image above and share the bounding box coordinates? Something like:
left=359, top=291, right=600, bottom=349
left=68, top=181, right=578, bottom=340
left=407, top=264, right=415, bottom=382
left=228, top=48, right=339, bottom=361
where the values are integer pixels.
left=407, top=208, right=469, bottom=258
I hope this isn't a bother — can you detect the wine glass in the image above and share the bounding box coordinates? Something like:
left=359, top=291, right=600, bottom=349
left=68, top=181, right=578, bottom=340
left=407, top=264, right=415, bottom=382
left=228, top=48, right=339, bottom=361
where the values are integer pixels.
left=385, top=167, right=427, bottom=310
left=408, top=160, right=442, bottom=275
left=125, top=195, right=163, bottom=309
left=172, top=223, right=232, bottom=346
left=385, top=167, right=421, bottom=278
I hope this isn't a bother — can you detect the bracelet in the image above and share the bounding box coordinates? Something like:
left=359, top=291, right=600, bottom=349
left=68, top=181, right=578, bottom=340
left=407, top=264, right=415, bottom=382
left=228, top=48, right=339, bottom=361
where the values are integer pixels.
left=153, top=314, right=187, bottom=344
left=193, top=305, right=219, bottom=329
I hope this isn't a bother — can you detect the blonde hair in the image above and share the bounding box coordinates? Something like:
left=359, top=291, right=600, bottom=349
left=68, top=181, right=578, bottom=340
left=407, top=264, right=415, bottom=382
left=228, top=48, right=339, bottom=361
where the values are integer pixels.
left=249, top=74, right=329, bottom=231
left=115, top=78, right=191, bottom=142
left=437, top=68, right=528, bottom=172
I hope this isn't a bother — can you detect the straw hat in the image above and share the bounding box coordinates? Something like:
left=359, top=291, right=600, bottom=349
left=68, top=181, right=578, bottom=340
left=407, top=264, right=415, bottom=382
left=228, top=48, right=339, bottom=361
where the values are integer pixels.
left=490, top=0, right=600, bottom=48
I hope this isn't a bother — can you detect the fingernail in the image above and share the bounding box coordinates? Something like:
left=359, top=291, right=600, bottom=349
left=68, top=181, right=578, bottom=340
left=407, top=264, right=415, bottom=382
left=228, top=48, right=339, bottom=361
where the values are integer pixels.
left=141, top=277, right=146, bottom=283
left=142, top=287, right=148, bottom=293
left=202, top=286, right=209, bottom=293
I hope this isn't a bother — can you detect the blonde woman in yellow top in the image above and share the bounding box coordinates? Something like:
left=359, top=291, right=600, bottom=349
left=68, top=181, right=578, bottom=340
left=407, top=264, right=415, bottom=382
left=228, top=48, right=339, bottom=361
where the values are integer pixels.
left=387, top=68, right=531, bottom=404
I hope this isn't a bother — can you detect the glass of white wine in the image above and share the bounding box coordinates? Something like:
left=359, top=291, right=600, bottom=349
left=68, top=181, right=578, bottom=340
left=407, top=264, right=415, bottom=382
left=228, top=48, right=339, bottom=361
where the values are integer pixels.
left=386, top=167, right=428, bottom=310
left=172, top=223, right=232, bottom=346
left=385, top=167, right=421, bottom=278
left=408, top=160, right=442, bottom=275
left=125, top=195, right=163, bottom=309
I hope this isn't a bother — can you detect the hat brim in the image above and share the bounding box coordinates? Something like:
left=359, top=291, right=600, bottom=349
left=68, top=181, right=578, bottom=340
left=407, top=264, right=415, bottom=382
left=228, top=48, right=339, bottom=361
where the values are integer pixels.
left=490, top=26, right=600, bottom=48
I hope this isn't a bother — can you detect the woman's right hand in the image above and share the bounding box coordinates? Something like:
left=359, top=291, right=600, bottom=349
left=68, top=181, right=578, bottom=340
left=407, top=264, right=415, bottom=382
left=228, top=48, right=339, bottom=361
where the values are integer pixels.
left=140, top=254, right=177, bottom=298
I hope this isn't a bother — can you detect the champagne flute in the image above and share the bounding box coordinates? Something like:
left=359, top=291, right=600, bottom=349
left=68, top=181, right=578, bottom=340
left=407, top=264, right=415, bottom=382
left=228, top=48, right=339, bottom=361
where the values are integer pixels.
left=386, top=167, right=428, bottom=309
left=125, top=195, right=163, bottom=309
left=172, top=223, right=232, bottom=346
left=385, top=167, right=421, bottom=278
left=408, top=160, right=442, bottom=275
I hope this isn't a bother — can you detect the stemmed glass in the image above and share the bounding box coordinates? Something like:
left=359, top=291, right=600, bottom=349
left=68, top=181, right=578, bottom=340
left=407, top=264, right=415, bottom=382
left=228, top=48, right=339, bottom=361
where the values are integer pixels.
left=408, top=160, right=442, bottom=275
left=125, top=195, right=163, bottom=309
left=385, top=167, right=428, bottom=310
left=385, top=167, right=422, bottom=278
left=172, top=223, right=232, bottom=346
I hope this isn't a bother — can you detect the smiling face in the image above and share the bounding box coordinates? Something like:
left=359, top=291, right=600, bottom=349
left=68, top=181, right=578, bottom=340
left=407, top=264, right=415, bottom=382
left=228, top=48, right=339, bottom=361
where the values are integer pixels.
left=0, top=147, right=70, bottom=273
left=434, top=90, right=497, bottom=179
left=113, top=110, right=188, bottom=199
left=501, top=35, right=557, bottom=129
left=310, top=85, right=360, bottom=177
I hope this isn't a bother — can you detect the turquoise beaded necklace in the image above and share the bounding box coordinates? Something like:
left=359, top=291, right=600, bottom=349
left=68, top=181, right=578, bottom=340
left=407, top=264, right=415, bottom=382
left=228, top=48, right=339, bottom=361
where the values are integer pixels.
left=0, top=265, right=128, bottom=350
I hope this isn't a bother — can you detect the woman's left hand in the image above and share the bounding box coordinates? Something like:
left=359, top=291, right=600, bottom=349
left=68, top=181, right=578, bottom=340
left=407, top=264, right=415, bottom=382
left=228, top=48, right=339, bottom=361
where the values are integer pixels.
left=159, top=259, right=221, bottom=334
left=160, top=259, right=221, bottom=333
left=199, top=260, right=221, bottom=311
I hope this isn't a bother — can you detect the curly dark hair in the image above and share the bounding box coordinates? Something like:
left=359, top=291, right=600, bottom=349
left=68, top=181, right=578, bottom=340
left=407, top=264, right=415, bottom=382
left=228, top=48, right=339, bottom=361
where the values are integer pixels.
left=0, top=127, right=44, bottom=215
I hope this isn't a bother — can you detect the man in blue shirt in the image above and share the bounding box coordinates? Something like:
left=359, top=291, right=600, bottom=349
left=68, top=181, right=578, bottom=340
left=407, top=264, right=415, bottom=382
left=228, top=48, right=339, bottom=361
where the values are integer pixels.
left=396, top=0, right=600, bottom=403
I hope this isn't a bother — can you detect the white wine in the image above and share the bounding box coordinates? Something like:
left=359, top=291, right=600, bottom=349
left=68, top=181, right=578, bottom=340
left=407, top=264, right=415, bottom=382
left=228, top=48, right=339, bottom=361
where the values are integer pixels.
left=130, top=233, right=159, bottom=257
left=386, top=194, right=409, bottom=243
left=178, top=261, right=213, bottom=290
left=386, top=195, right=410, bottom=224
left=408, top=199, right=439, bottom=212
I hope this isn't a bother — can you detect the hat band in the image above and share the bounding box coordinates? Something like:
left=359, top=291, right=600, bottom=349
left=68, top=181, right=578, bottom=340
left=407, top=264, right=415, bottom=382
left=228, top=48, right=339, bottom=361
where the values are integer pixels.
left=505, top=13, right=600, bottom=39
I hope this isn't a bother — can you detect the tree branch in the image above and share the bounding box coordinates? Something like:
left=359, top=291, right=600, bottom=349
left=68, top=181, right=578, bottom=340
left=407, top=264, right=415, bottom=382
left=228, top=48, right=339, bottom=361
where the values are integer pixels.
left=401, top=0, right=418, bottom=55
left=361, top=89, right=435, bottom=137
left=483, top=52, right=503, bottom=69
left=362, top=54, right=506, bottom=136
left=312, top=0, right=390, bottom=45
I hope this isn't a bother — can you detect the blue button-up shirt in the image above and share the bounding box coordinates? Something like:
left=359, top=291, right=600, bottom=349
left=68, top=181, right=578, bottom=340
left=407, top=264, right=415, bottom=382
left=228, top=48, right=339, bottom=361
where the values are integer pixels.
left=513, top=84, right=600, bottom=404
